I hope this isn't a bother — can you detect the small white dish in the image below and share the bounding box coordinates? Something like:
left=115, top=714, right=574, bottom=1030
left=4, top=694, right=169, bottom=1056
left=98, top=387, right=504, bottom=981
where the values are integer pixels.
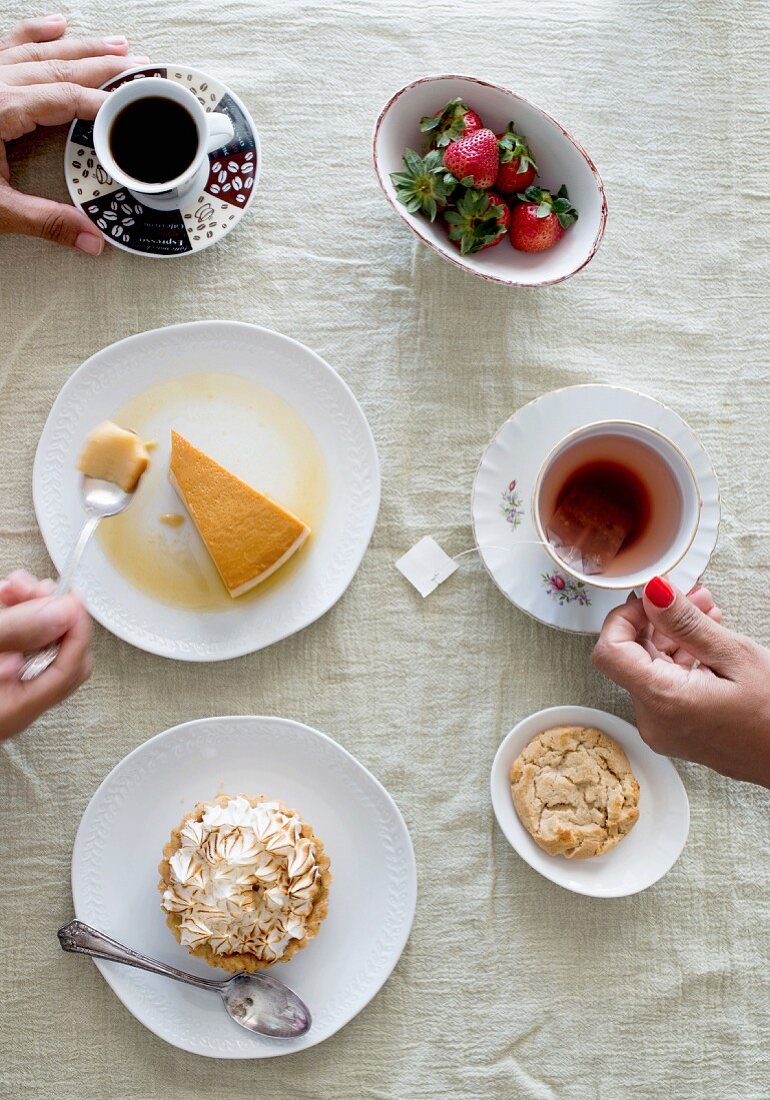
left=65, top=65, right=259, bottom=257
left=471, top=384, right=720, bottom=634
left=373, top=74, right=607, bottom=287
left=71, top=715, right=417, bottom=1057
left=490, top=706, right=690, bottom=898
left=34, top=320, right=380, bottom=661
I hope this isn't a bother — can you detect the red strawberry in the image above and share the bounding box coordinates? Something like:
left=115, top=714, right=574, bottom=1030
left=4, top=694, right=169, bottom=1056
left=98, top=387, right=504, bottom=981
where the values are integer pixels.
left=444, top=189, right=510, bottom=254
left=510, top=185, right=578, bottom=252
left=443, top=128, right=499, bottom=190
left=420, top=97, right=483, bottom=150
left=495, top=123, right=537, bottom=194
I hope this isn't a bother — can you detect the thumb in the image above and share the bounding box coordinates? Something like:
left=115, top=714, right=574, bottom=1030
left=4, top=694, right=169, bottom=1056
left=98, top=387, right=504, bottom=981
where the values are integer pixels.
left=0, top=184, right=103, bottom=254
left=642, top=576, right=736, bottom=674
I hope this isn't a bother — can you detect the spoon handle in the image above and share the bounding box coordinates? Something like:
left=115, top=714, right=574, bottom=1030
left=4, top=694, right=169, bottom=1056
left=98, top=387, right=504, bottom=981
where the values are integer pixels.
left=55, top=512, right=102, bottom=596
left=18, top=515, right=102, bottom=682
left=58, top=920, right=225, bottom=993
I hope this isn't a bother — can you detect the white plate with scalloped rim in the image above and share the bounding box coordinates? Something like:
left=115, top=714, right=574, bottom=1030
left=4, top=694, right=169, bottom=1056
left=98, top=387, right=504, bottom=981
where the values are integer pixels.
left=70, top=716, right=416, bottom=1057
left=471, top=385, right=720, bottom=634
left=33, top=320, right=380, bottom=661
left=490, top=706, right=690, bottom=898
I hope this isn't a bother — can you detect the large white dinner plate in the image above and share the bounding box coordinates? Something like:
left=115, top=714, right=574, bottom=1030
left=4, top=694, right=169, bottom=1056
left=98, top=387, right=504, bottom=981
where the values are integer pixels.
left=34, top=321, right=380, bottom=660
left=71, top=716, right=416, bottom=1057
left=490, top=706, right=690, bottom=897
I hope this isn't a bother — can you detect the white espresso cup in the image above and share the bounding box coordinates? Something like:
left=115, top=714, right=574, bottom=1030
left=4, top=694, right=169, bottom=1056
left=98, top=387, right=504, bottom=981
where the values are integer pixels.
left=532, top=419, right=702, bottom=591
left=92, top=76, right=234, bottom=201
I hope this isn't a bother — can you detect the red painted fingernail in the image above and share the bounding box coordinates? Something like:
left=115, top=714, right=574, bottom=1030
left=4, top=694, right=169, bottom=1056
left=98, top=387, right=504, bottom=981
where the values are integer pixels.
left=645, top=576, right=675, bottom=609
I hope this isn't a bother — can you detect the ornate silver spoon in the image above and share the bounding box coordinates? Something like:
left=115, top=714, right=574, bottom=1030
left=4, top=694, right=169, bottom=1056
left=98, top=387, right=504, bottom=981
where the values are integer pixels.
left=58, top=920, right=311, bottom=1039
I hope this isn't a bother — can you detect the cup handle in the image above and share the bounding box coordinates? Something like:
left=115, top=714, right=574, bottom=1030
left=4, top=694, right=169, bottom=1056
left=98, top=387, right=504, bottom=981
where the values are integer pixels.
left=204, top=111, right=234, bottom=153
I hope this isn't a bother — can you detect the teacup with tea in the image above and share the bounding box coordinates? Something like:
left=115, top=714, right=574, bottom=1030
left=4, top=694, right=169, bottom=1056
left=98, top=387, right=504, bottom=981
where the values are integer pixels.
left=92, top=77, right=234, bottom=204
left=533, top=421, right=702, bottom=590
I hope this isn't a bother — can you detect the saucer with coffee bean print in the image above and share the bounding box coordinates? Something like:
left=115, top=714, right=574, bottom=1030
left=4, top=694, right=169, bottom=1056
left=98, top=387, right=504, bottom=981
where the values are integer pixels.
left=64, top=65, right=259, bottom=258
left=471, top=385, right=721, bottom=634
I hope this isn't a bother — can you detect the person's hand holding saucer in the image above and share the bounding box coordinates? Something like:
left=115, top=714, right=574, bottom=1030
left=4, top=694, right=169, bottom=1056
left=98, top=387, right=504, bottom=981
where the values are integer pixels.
left=0, top=12, right=147, bottom=253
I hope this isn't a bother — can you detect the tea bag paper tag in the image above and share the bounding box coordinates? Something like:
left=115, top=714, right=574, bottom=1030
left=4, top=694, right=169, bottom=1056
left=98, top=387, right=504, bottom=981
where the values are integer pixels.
left=395, top=537, right=459, bottom=598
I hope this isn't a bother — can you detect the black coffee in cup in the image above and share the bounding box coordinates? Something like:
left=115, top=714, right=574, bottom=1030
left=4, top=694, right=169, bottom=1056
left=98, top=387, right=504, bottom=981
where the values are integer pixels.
left=109, top=96, right=199, bottom=184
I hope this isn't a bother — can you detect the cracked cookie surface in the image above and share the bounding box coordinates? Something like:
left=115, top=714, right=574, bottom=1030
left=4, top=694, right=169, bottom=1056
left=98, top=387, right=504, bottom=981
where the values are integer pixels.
left=510, top=726, right=640, bottom=859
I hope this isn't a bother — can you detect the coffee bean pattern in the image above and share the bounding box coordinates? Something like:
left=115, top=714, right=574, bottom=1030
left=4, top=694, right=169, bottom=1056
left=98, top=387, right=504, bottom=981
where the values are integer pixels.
left=65, top=65, right=258, bottom=257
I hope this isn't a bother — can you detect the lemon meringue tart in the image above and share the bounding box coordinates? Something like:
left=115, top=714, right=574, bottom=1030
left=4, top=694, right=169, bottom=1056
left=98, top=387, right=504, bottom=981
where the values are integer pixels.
left=169, top=430, right=310, bottom=597
left=158, top=794, right=331, bottom=971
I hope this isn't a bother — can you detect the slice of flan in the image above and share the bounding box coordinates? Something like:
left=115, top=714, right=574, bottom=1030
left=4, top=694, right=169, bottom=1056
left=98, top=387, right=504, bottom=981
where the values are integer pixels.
left=78, top=421, right=150, bottom=493
left=169, top=430, right=310, bottom=597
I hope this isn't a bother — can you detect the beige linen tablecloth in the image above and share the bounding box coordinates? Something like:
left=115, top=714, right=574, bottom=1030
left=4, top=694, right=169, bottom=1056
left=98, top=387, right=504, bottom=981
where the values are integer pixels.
left=1, top=1, right=769, bottom=1096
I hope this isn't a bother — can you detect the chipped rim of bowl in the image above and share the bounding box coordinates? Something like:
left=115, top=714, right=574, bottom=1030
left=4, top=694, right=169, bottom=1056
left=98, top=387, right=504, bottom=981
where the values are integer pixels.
left=372, top=73, right=608, bottom=287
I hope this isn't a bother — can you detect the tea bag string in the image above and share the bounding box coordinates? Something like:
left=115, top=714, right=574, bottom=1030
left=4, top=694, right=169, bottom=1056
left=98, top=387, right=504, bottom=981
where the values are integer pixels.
left=450, top=541, right=551, bottom=562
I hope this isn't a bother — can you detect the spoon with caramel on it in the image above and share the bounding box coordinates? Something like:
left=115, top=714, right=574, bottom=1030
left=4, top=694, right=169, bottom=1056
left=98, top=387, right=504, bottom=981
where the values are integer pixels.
left=19, top=423, right=149, bottom=681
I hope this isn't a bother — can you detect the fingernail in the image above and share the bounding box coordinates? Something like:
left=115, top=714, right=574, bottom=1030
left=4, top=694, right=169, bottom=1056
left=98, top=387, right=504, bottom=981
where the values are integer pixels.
left=44, top=13, right=66, bottom=22
left=645, top=576, right=675, bottom=609
left=75, top=232, right=103, bottom=255
left=104, top=35, right=128, bottom=47
left=126, top=55, right=150, bottom=65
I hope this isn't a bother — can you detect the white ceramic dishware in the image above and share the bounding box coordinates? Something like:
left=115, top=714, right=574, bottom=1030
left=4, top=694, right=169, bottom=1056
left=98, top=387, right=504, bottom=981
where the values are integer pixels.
left=71, top=716, right=417, bottom=1057
left=532, top=419, right=702, bottom=591
left=490, top=705, right=690, bottom=898
left=472, top=384, right=720, bottom=634
left=92, top=76, right=234, bottom=203
left=373, top=74, right=607, bottom=286
left=34, top=320, right=380, bottom=661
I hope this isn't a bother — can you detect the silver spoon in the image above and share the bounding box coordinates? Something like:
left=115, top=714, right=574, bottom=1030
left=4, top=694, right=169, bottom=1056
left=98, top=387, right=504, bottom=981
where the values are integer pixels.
left=19, top=476, right=134, bottom=681
left=58, top=920, right=311, bottom=1039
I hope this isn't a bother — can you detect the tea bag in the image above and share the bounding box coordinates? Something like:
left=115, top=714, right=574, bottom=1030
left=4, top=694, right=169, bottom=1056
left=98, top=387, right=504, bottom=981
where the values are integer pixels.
left=547, top=483, right=635, bottom=575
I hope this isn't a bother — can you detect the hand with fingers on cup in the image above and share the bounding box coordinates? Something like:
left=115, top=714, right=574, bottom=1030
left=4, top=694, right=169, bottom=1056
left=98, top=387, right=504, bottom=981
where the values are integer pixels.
left=593, top=576, right=770, bottom=789
left=0, top=569, right=92, bottom=741
left=0, top=12, right=148, bottom=254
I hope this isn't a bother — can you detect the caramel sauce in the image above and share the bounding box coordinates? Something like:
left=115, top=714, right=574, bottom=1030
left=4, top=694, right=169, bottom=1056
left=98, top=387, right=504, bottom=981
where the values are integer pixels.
left=97, top=373, right=328, bottom=610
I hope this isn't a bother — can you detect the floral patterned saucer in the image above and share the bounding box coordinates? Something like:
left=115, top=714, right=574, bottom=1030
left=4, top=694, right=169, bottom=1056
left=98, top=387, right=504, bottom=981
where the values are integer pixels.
left=471, top=385, right=720, bottom=634
left=64, top=65, right=259, bottom=258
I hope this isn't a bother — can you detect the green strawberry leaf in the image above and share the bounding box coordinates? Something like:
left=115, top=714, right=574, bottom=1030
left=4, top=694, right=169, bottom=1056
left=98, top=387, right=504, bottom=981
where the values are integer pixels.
left=420, top=113, right=442, bottom=133
left=498, top=122, right=538, bottom=173
left=390, top=148, right=456, bottom=222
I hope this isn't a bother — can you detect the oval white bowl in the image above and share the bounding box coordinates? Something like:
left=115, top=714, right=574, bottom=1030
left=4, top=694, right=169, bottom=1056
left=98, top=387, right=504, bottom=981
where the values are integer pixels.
left=373, top=75, right=607, bottom=287
left=490, top=706, right=690, bottom=897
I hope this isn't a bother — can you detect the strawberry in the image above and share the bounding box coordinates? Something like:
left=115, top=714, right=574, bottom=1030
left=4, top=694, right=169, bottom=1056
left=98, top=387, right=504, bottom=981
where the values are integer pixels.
left=444, top=189, right=510, bottom=254
left=510, top=185, right=578, bottom=252
left=443, top=128, right=499, bottom=190
left=390, top=148, right=457, bottom=222
left=495, top=123, right=537, bottom=194
left=420, top=97, right=483, bottom=150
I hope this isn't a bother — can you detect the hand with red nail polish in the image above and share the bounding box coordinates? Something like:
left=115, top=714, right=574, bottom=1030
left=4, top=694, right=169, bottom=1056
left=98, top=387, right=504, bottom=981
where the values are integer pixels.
left=0, top=13, right=148, bottom=254
left=0, top=569, right=93, bottom=741
left=593, top=577, right=770, bottom=789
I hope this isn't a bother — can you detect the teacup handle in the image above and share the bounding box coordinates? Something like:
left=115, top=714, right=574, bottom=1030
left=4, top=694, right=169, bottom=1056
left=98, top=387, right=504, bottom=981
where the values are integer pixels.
left=205, top=111, right=234, bottom=153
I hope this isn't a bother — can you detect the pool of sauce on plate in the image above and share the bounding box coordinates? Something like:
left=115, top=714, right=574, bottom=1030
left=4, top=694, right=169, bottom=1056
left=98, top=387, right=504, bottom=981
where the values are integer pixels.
left=98, top=373, right=328, bottom=610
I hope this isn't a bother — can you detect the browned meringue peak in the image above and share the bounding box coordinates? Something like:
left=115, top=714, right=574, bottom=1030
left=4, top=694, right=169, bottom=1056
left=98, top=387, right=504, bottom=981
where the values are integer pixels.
left=162, top=796, right=321, bottom=962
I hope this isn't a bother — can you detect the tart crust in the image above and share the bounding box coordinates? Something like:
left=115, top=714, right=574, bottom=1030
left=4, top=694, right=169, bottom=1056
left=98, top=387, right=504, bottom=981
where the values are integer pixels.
left=158, top=793, right=331, bottom=971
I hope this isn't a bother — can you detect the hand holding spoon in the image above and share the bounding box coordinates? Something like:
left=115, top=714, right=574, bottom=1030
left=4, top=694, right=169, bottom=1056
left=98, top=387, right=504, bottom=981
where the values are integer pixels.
left=58, top=920, right=311, bottom=1039
left=19, top=477, right=135, bottom=681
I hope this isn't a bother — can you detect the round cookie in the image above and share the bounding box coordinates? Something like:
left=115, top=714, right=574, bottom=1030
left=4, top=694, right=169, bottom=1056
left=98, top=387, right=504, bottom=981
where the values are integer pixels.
left=510, top=726, right=640, bottom=859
